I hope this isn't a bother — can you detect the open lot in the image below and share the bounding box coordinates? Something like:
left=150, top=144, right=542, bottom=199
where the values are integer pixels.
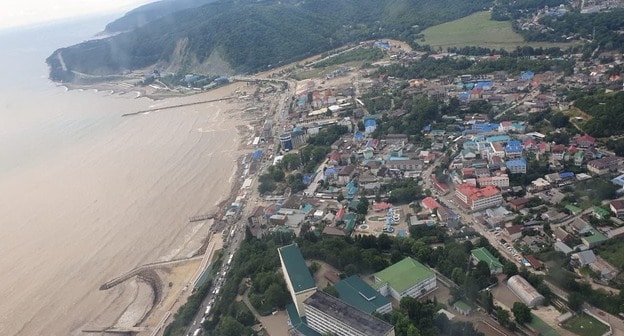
left=596, top=240, right=624, bottom=271
left=562, top=313, right=610, bottom=336
left=421, top=11, right=577, bottom=51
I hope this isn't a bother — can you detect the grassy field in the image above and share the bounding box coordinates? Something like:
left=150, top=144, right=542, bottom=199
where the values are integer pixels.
left=421, top=11, right=577, bottom=51
left=562, top=313, right=610, bottom=336
left=596, top=240, right=624, bottom=270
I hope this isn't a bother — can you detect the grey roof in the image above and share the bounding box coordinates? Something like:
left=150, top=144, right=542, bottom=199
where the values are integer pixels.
left=554, top=241, right=573, bottom=255
left=304, top=291, right=394, bottom=336
left=573, top=250, right=597, bottom=266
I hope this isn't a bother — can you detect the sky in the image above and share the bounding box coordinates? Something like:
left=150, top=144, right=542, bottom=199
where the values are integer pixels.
left=0, top=0, right=154, bottom=30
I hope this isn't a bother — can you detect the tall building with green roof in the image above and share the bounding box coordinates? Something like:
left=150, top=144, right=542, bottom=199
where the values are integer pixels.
left=278, top=244, right=317, bottom=317
left=372, top=257, right=437, bottom=301
left=471, top=247, right=503, bottom=274
left=334, top=275, right=392, bottom=314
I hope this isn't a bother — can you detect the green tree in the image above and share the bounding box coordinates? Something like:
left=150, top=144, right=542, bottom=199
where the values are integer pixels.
left=216, top=316, right=248, bottom=336
left=356, top=196, right=369, bottom=215
left=511, top=302, right=532, bottom=324
left=568, top=292, right=584, bottom=312
left=323, top=285, right=339, bottom=298
left=503, top=262, right=519, bottom=279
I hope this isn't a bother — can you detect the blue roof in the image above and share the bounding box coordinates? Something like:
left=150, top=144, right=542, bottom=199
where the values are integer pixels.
left=506, top=158, right=527, bottom=167
left=365, top=119, right=377, bottom=127
left=423, top=124, right=432, bottom=132
left=252, top=149, right=263, bottom=160
left=474, top=81, right=493, bottom=89
left=505, top=144, right=523, bottom=152
left=560, top=172, right=575, bottom=178
left=325, top=167, right=337, bottom=175
left=486, top=135, right=509, bottom=143
left=458, top=92, right=470, bottom=100
left=474, top=123, right=500, bottom=132
left=354, top=131, right=365, bottom=140
left=520, top=71, right=534, bottom=80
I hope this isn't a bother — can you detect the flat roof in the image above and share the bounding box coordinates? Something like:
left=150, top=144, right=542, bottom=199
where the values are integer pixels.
left=304, top=291, right=394, bottom=336
left=583, top=228, right=608, bottom=244
left=471, top=247, right=503, bottom=270
left=373, top=257, right=435, bottom=293
left=278, top=244, right=316, bottom=293
left=334, top=275, right=391, bottom=314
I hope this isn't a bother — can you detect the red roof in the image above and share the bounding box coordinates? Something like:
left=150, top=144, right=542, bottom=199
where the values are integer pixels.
left=372, top=202, right=393, bottom=212
left=506, top=225, right=524, bottom=235
left=525, top=255, right=544, bottom=269
left=421, top=197, right=441, bottom=210
left=456, top=184, right=500, bottom=201
left=577, top=134, right=596, bottom=143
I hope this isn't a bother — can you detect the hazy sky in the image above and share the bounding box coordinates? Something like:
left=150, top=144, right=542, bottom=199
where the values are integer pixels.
left=0, top=0, right=154, bottom=29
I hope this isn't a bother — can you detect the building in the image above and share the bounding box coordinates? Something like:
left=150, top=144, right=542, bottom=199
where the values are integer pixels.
left=471, top=247, right=503, bottom=274
left=505, top=225, right=524, bottom=241
left=575, top=134, right=596, bottom=148
left=278, top=244, right=317, bottom=317
left=334, top=275, right=392, bottom=314
left=507, top=275, right=545, bottom=308
left=587, top=156, right=622, bottom=175
left=453, top=301, right=472, bottom=316
left=610, top=199, right=624, bottom=218
left=421, top=197, right=441, bottom=213
left=508, top=197, right=529, bottom=211
left=455, top=184, right=503, bottom=211
left=506, top=157, right=527, bottom=174
left=477, top=174, right=510, bottom=188
left=304, top=291, right=395, bottom=336
left=581, top=227, right=608, bottom=248
left=373, top=257, right=437, bottom=301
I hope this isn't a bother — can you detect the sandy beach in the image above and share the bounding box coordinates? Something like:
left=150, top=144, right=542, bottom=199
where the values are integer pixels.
left=0, top=82, right=254, bottom=335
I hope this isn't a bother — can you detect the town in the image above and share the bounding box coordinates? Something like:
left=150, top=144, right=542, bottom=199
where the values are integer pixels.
left=162, top=8, right=624, bottom=336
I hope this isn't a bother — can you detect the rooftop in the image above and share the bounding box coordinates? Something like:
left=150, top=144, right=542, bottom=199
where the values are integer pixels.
left=304, top=291, right=394, bottom=336
left=334, top=275, right=391, bottom=314
left=278, top=244, right=316, bottom=293
left=471, top=247, right=503, bottom=271
left=373, top=257, right=435, bottom=293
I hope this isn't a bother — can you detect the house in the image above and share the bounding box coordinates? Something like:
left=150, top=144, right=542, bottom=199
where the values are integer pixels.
left=574, top=134, right=596, bottom=148
left=505, top=225, right=524, bottom=241
left=525, top=255, right=544, bottom=270
left=372, top=257, right=437, bottom=301
left=453, top=301, right=472, bottom=316
left=581, top=228, right=608, bottom=248
left=571, top=250, right=597, bottom=267
left=508, top=197, right=529, bottom=211
left=554, top=241, right=573, bottom=255
left=471, top=247, right=503, bottom=274
left=610, top=199, right=624, bottom=218
left=587, top=156, right=622, bottom=175
left=593, top=206, right=611, bottom=220
left=338, top=165, right=356, bottom=185
left=421, top=197, right=441, bottom=213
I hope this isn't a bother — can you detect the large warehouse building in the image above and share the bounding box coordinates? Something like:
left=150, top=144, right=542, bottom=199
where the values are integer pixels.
left=507, top=275, right=545, bottom=308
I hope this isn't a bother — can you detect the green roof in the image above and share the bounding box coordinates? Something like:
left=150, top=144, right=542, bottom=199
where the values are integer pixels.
left=278, top=244, right=316, bottom=293
left=343, top=213, right=357, bottom=232
left=453, top=300, right=472, bottom=312
left=528, top=314, right=560, bottom=336
left=334, top=275, right=391, bottom=314
left=286, top=304, right=321, bottom=336
left=565, top=204, right=582, bottom=214
left=471, top=247, right=503, bottom=271
left=582, top=228, right=608, bottom=245
left=373, top=257, right=435, bottom=293
left=593, top=206, right=610, bottom=216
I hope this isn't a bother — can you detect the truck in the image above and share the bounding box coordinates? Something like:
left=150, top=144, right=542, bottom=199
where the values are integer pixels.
left=204, top=305, right=212, bottom=316
left=193, top=328, right=201, bottom=336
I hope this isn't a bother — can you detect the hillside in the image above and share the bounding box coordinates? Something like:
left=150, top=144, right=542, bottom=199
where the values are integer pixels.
left=104, top=0, right=217, bottom=33
left=46, top=0, right=492, bottom=82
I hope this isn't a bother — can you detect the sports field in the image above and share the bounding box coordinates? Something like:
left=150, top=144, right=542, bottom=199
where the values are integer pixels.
left=421, top=11, right=576, bottom=51
left=562, top=313, right=610, bottom=336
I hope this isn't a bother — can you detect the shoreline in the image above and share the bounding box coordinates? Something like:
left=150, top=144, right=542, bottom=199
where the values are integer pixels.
left=84, top=80, right=263, bottom=335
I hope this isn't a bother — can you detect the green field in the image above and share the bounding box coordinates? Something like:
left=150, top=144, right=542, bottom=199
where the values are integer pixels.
left=421, top=11, right=577, bottom=51
left=527, top=314, right=560, bottom=336
left=562, top=313, right=610, bottom=336
left=596, top=240, right=624, bottom=271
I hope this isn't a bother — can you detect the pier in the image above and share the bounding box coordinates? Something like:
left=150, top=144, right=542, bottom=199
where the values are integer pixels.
left=189, top=213, right=215, bottom=223
left=99, top=256, right=202, bottom=290
left=121, top=96, right=236, bottom=117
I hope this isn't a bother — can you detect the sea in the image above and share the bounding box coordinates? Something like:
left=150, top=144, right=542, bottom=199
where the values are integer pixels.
left=0, top=15, right=242, bottom=335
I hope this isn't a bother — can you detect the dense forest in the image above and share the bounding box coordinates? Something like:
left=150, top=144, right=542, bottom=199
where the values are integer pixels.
left=47, top=0, right=492, bottom=81
left=574, top=91, right=624, bottom=137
